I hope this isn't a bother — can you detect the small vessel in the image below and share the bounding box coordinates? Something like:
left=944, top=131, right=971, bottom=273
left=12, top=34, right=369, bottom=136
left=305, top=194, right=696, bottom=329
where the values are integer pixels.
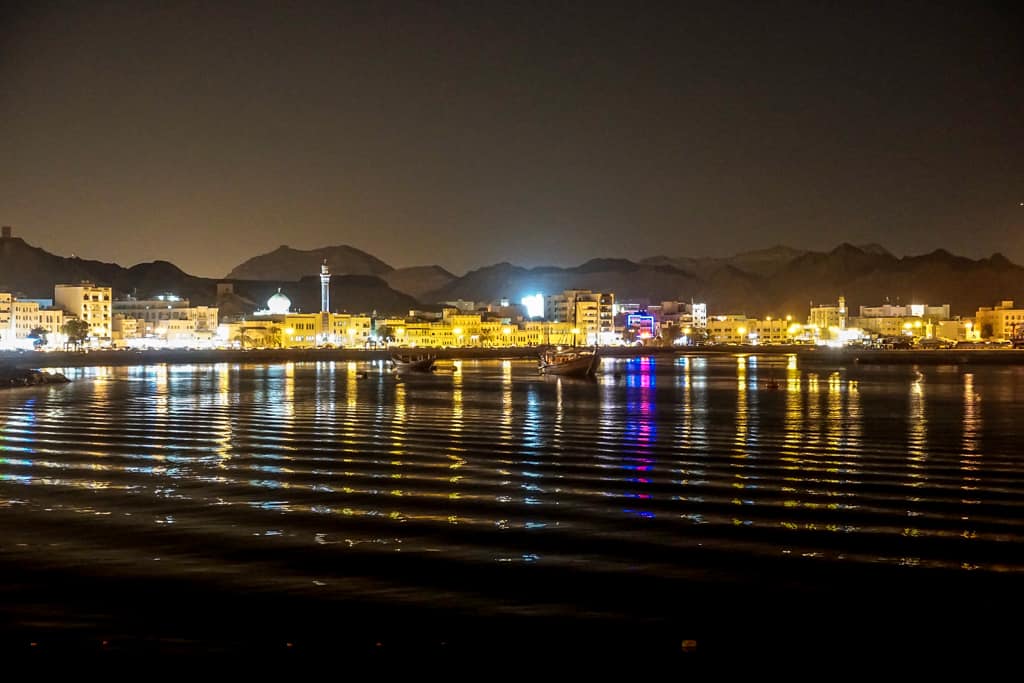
left=538, top=346, right=600, bottom=377
left=391, top=353, right=437, bottom=373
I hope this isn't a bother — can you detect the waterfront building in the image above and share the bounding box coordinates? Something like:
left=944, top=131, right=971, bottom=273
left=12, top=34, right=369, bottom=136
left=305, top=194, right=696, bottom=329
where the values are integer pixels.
left=706, top=315, right=804, bottom=344
left=544, top=290, right=615, bottom=345
left=858, top=303, right=950, bottom=320
left=0, top=293, right=65, bottom=349
left=54, top=282, right=112, bottom=342
left=975, top=300, right=1024, bottom=340
left=807, top=296, right=847, bottom=339
left=110, top=295, right=218, bottom=347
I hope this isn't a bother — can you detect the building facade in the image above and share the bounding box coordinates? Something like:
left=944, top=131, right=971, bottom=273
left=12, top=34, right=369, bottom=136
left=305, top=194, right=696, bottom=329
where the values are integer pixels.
left=544, top=290, right=615, bottom=344
left=975, top=300, right=1024, bottom=340
left=54, top=283, right=112, bottom=340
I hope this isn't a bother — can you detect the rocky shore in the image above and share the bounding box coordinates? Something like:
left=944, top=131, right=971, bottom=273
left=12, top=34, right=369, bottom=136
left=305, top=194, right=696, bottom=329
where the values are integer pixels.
left=0, top=366, right=71, bottom=388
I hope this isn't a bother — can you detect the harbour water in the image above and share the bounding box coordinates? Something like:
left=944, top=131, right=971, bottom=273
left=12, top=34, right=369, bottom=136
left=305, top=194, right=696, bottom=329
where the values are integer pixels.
left=1, top=355, right=1022, bottom=657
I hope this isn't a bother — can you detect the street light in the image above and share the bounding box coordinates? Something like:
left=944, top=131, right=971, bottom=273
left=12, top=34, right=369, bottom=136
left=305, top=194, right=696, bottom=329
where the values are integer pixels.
left=571, top=327, right=580, bottom=347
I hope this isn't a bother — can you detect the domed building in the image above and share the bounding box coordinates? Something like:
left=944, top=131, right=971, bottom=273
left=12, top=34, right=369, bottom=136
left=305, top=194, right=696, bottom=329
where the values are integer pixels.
left=266, top=289, right=291, bottom=315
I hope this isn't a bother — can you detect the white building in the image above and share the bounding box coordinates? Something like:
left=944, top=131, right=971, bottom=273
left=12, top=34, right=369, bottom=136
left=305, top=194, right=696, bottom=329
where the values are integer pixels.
left=112, top=295, right=218, bottom=342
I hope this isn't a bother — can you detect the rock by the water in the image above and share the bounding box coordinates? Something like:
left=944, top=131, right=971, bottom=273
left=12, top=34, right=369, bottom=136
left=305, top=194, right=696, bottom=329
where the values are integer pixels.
left=0, top=367, right=70, bottom=388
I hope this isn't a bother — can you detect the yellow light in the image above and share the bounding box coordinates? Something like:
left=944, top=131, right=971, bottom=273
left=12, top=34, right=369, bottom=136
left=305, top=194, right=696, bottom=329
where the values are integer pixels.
left=571, top=327, right=580, bottom=335
left=914, top=321, right=922, bottom=328
left=284, top=327, right=294, bottom=335
left=788, top=324, right=802, bottom=335
left=785, top=315, right=792, bottom=322
left=737, top=326, right=747, bottom=336
left=453, top=327, right=463, bottom=336
left=396, top=327, right=405, bottom=336
left=683, top=327, right=691, bottom=334
left=347, top=327, right=357, bottom=336
left=502, top=327, right=512, bottom=335
left=965, top=322, right=973, bottom=329
left=766, top=316, right=772, bottom=322
left=903, top=322, right=912, bottom=329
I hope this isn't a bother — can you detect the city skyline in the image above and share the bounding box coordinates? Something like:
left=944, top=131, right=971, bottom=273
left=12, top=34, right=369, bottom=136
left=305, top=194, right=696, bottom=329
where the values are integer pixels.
left=2, top=1, right=1022, bottom=277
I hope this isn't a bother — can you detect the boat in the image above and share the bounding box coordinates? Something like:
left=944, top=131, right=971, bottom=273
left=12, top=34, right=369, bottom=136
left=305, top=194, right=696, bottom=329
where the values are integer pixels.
left=538, top=346, right=600, bottom=377
left=391, top=353, right=437, bottom=373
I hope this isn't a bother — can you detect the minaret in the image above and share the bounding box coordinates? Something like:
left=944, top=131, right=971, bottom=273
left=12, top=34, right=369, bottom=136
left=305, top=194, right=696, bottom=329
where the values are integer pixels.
left=320, top=260, right=331, bottom=313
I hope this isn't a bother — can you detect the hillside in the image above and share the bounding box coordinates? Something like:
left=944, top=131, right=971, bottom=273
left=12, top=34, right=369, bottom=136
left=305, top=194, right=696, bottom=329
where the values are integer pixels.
left=4, top=230, right=1023, bottom=319
left=427, top=245, right=1024, bottom=317
left=225, top=245, right=393, bottom=280
left=424, top=259, right=701, bottom=305
left=0, top=234, right=419, bottom=316
left=382, top=265, right=456, bottom=300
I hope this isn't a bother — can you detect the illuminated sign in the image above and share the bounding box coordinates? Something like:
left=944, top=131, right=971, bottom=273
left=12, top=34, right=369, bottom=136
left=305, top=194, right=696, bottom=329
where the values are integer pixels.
left=521, top=293, right=544, bottom=319
left=627, top=312, right=656, bottom=339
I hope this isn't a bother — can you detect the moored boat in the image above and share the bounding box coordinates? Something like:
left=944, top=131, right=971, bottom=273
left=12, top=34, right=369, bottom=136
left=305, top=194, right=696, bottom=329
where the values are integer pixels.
left=391, top=353, right=437, bottom=373
left=538, top=347, right=600, bottom=377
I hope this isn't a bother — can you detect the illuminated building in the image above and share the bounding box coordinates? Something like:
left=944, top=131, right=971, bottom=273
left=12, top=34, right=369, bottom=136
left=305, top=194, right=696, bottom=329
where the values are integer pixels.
left=808, top=296, right=847, bottom=339
left=691, top=302, right=708, bottom=330
left=54, top=282, right=113, bottom=342
left=0, top=293, right=10, bottom=346
left=626, top=312, right=656, bottom=341
left=975, top=300, right=1024, bottom=340
left=706, top=315, right=807, bottom=344
left=112, top=296, right=218, bottom=340
left=544, top=289, right=615, bottom=344
left=0, top=293, right=65, bottom=349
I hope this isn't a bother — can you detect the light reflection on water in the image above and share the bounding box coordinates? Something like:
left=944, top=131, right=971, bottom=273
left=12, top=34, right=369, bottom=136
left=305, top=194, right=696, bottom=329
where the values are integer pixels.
left=2, top=356, right=1024, bottom=612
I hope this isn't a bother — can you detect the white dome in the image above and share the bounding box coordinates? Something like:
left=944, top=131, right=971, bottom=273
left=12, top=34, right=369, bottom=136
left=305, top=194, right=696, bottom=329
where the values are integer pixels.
left=267, top=289, right=291, bottom=315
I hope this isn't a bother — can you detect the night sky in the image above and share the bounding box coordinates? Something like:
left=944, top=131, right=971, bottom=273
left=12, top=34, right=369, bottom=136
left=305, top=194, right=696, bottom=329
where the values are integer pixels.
left=2, top=1, right=1021, bottom=277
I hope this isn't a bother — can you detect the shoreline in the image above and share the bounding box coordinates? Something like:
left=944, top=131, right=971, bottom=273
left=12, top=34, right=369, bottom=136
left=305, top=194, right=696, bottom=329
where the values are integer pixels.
left=2, top=345, right=1024, bottom=368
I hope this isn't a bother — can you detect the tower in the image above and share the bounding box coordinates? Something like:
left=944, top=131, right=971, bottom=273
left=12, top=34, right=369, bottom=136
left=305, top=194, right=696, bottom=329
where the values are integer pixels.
left=320, top=261, right=331, bottom=313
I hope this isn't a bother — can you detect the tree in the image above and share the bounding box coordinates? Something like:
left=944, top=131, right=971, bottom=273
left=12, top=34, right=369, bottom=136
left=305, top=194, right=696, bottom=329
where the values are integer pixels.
left=61, top=319, right=91, bottom=350
left=232, top=332, right=254, bottom=349
left=27, top=326, right=48, bottom=349
left=265, top=326, right=282, bottom=349
left=981, top=323, right=994, bottom=340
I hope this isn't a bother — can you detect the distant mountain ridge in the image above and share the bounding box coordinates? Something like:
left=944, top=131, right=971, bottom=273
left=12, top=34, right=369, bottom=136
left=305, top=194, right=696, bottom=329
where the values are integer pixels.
left=422, top=243, right=1023, bottom=317
left=3, top=231, right=1023, bottom=318
left=0, top=234, right=418, bottom=315
left=226, top=244, right=393, bottom=280
left=224, top=244, right=456, bottom=300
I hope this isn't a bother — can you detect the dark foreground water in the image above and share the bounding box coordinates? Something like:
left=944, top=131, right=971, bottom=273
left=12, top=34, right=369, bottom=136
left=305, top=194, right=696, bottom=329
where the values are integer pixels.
left=1, top=355, right=1023, bottom=659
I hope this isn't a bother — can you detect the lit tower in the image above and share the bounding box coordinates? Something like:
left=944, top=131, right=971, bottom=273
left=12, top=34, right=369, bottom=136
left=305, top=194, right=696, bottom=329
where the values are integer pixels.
left=320, top=260, right=331, bottom=313
left=319, top=260, right=331, bottom=346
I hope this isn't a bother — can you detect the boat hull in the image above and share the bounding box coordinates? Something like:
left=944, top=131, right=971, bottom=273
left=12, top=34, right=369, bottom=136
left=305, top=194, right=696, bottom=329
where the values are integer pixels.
left=391, top=356, right=436, bottom=372
left=539, top=353, right=599, bottom=377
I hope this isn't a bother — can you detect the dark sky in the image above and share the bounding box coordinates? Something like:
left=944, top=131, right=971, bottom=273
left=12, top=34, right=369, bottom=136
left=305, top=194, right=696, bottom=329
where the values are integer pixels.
left=2, top=1, right=1022, bottom=277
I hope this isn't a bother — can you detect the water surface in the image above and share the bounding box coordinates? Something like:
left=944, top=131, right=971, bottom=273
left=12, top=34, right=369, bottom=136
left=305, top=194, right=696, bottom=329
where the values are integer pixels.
left=1, top=356, right=1022, bottom=656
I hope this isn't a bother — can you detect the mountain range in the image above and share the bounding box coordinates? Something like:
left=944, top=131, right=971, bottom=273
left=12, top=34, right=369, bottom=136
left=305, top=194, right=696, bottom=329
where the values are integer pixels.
left=219, top=242, right=1022, bottom=317
left=0, top=235, right=419, bottom=316
left=2, top=231, right=1022, bottom=318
